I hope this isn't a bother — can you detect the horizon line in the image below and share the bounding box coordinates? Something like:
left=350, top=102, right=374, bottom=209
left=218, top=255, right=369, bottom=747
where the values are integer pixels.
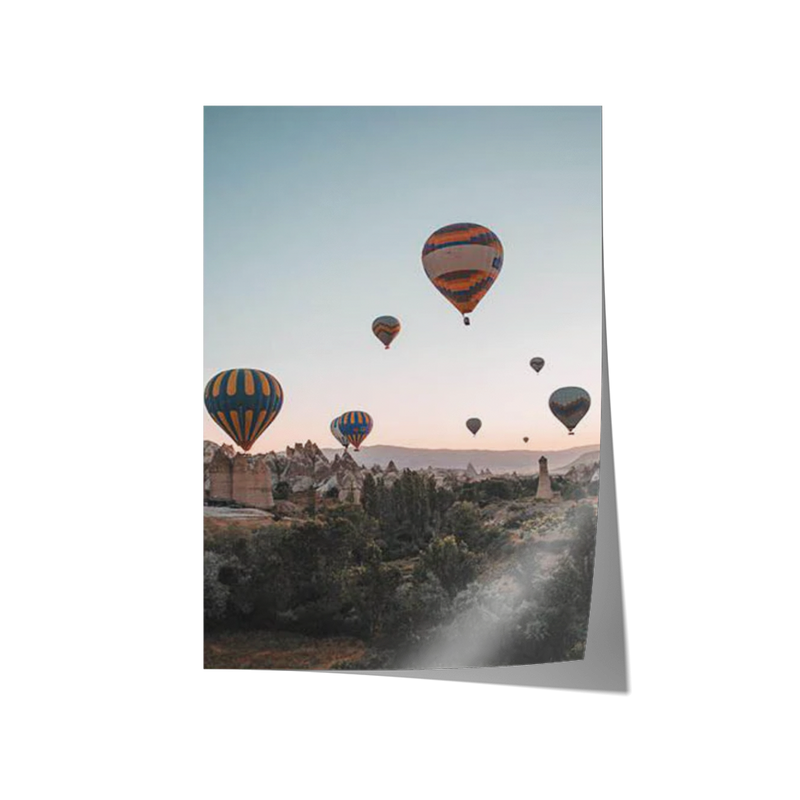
left=205, top=438, right=600, bottom=454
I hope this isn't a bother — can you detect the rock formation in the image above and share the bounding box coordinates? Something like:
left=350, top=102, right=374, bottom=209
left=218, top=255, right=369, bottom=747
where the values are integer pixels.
left=208, top=447, right=233, bottom=501
left=231, top=453, right=274, bottom=509
left=340, top=472, right=361, bottom=504
left=203, top=438, right=503, bottom=508
left=206, top=446, right=273, bottom=509
left=536, top=455, right=553, bottom=500
left=564, top=459, right=600, bottom=486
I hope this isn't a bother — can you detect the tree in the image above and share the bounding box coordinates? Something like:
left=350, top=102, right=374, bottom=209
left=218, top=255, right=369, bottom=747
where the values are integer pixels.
left=361, top=472, right=379, bottom=518
left=503, top=504, right=598, bottom=664
left=345, top=542, right=401, bottom=638
left=418, top=535, right=477, bottom=599
left=443, top=501, right=483, bottom=547
left=274, top=481, right=291, bottom=500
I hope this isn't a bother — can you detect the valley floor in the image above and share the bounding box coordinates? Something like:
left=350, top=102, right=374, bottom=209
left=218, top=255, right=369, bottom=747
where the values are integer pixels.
left=204, top=495, right=596, bottom=671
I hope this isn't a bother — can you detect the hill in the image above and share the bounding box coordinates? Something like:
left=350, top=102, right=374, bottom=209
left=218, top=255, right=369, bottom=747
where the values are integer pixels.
left=319, top=443, right=600, bottom=475
left=551, top=449, right=600, bottom=475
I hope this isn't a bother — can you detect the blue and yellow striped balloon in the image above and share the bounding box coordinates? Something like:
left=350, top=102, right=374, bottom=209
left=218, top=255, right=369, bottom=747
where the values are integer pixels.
left=336, top=410, right=373, bottom=451
left=204, top=368, right=284, bottom=451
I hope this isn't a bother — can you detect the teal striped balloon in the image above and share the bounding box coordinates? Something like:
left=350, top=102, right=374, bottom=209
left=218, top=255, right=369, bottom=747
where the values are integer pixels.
left=204, top=368, right=284, bottom=451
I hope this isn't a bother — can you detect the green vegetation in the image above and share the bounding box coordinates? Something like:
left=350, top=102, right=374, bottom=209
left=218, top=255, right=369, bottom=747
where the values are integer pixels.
left=273, top=481, right=291, bottom=501
left=204, top=470, right=599, bottom=669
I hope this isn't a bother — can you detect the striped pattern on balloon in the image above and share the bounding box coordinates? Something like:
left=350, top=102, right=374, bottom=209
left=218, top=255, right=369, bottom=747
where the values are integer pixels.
left=204, top=368, right=284, bottom=451
left=336, top=411, right=374, bottom=451
left=372, top=316, right=401, bottom=349
left=422, top=222, right=503, bottom=324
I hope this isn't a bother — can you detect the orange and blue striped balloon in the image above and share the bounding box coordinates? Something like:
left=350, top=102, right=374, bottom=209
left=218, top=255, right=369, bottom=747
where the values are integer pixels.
left=336, top=410, right=373, bottom=451
left=372, top=315, right=401, bottom=349
left=422, top=222, right=503, bottom=325
left=204, top=368, right=284, bottom=451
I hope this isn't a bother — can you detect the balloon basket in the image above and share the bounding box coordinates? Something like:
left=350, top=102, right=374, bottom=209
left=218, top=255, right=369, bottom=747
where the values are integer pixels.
left=463, top=316, right=471, bottom=326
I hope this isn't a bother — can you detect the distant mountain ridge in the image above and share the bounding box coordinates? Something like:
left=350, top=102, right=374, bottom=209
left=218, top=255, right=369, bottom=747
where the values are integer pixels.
left=319, top=443, right=600, bottom=475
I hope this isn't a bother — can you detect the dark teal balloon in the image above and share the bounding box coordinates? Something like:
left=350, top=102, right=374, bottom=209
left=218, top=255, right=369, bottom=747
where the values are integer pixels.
left=549, top=387, right=590, bottom=434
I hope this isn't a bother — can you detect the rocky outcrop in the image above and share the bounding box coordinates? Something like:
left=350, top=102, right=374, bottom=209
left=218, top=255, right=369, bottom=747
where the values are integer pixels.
left=565, top=460, right=600, bottom=486
left=340, top=473, right=361, bottom=504
left=536, top=455, right=553, bottom=500
left=203, top=438, right=503, bottom=507
left=381, top=459, right=400, bottom=487
left=208, top=447, right=233, bottom=501
left=232, top=453, right=274, bottom=509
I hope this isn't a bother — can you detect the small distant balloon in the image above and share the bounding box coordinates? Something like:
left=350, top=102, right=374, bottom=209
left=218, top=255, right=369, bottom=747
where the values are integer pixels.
left=422, top=223, right=503, bottom=326
left=337, top=411, right=374, bottom=451
left=204, top=368, right=284, bottom=452
left=549, top=387, right=591, bottom=435
left=466, top=418, right=482, bottom=436
left=372, top=315, right=401, bottom=349
left=523, top=436, right=529, bottom=443
left=530, top=357, right=545, bottom=373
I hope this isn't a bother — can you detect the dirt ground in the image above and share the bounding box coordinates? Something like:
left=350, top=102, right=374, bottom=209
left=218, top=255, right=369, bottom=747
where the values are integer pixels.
left=204, top=630, right=367, bottom=670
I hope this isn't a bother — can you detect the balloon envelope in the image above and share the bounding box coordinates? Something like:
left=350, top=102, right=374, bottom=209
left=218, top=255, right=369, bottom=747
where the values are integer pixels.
left=204, top=368, right=284, bottom=451
left=466, top=418, right=482, bottom=436
left=372, top=315, right=401, bottom=349
left=549, top=387, right=591, bottom=434
left=422, top=223, right=503, bottom=322
left=337, top=410, right=373, bottom=451
left=530, top=357, right=545, bottom=373
left=523, top=436, right=529, bottom=443
left=330, top=417, right=349, bottom=448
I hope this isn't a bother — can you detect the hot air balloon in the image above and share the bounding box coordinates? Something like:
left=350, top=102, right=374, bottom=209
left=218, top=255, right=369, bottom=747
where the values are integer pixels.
left=372, top=316, right=401, bottom=349
left=530, top=357, right=545, bottom=373
left=466, top=418, right=482, bottom=436
left=330, top=416, right=349, bottom=449
left=337, top=411, right=374, bottom=451
left=549, top=387, right=591, bottom=435
left=204, top=368, right=284, bottom=451
left=422, top=222, right=503, bottom=325
left=523, top=436, right=529, bottom=444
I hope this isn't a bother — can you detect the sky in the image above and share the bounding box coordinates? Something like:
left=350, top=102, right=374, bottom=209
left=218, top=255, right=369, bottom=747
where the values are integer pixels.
left=204, top=106, right=602, bottom=453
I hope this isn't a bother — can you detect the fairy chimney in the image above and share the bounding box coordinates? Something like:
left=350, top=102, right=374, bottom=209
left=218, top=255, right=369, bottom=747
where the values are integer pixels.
left=536, top=455, right=553, bottom=500
left=341, top=472, right=361, bottom=505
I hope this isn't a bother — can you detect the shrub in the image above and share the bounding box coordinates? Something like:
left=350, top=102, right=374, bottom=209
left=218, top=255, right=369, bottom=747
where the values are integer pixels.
left=444, top=501, right=483, bottom=546
left=344, top=543, right=402, bottom=638
left=204, top=551, right=230, bottom=620
left=417, top=535, right=478, bottom=599
left=274, top=481, right=291, bottom=500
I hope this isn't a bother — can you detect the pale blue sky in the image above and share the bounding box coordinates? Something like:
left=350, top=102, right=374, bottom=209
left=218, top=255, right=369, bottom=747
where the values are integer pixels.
left=204, top=106, right=602, bottom=452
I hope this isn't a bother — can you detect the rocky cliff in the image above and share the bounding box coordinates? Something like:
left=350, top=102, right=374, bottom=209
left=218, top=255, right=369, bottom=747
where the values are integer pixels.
left=203, top=440, right=490, bottom=508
